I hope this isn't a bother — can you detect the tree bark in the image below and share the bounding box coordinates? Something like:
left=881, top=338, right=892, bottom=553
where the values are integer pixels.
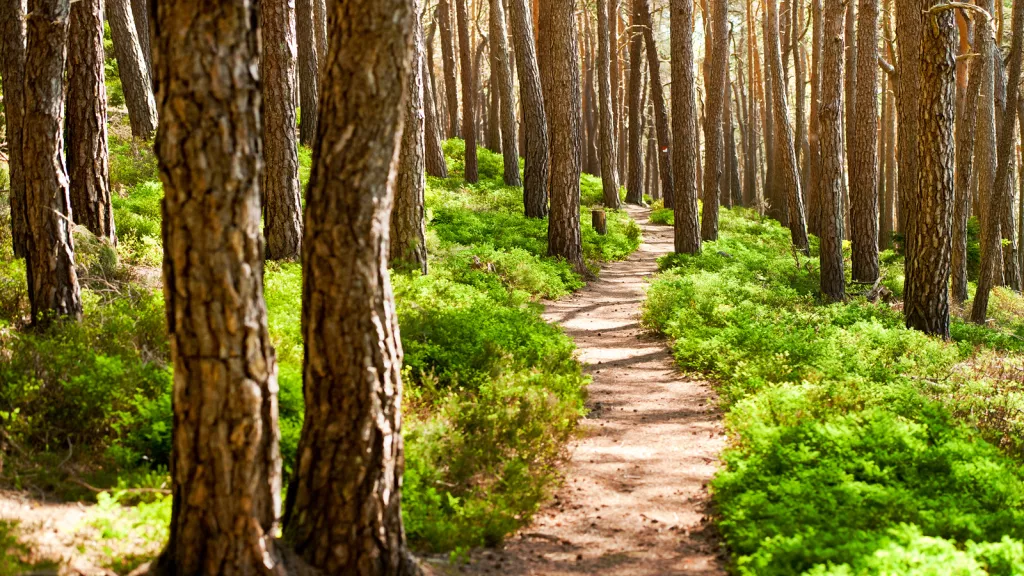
left=313, top=0, right=327, bottom=79
left=904, top=0, right=954, bottom=338
left=393, top=5, right=429, bottom=274
left=635, top=0, right=675, bottom=208
left=261, top=0, right=302, bottom=260
left=762, top=0, right=782, bottom=223
left=746, top=0, right=762, bottom=209
left=438, top=0, right=461, bottom=138
left=129, top=0, right=151, bottom=77
left=808, top=0, right=822, bottom=234
left=894, top=0, right=922, bottom=260
left=455, top=0, right=479, bottom=182
left=793, top=0, right=807, bottom=194
left=974, top=0, right=1024, bottom=322
left=670, top=0, right=701, bottom=253
left=491, top=0, right=522, bottom=186
left=598, top=0, right=622, bottom=208
left=68, top=0, right=115, bottom=243
left=849, top=0, right=879, bottom=281
left=296, top=0, right=319, bottom=145
left=24, top=0, right=82, bottom=326
left=700, top=0, right=728, bottom=240
left=0, top=0, right=28, bottom=258
left=283, top=0, right=423, bottom=573
left=423, top=41, right=450, bottom=178
left=766, top=0, right=810, bottom=252
left=540, top=0, right=585, bottom=273
left=626, top=5, right=645, bottom=205
left=727, top=58, right=743, bottom=207
left=508, top=0, right=549, bottom=217
left=149, top=0, right=285, bottom=571
left=843, top=0, right=856, bottom=188
left=819, top=0, right=846, bottom=301
left=107, top=0, right=157, bottom=139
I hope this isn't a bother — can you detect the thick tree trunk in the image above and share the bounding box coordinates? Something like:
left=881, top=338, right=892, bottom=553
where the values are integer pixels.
left=423, top=44, right=450, bottom=178
left=671, top=0, right=700, bottom=253
left=904, top=0, right=953, bottom=338
left=107, top=0, right=156, bottom=139
left=849, top=0, right=879, bottom=281
left=766, top=0, right=810, bottom=252
left=456, top=0, right=479, bottom=182
left=952, top=1, right=988, bottom=304
left=296, top=0, right=319, bottom=145
left=24, top=0, right=82, bottom=326
left=283, top=0, right=422, bottom=573
left=393, top=6, right=429, bottom=274
left=635, top=0, right=675, bottom=208
left=508, top=0, right=550, bottom=217
left=0, top=0, right=27, bottom=258
left=261, top=0, right=302, bottom=260
left=700, top=0, right=728, bottom=240
left=491, top=0, right=522, bottom=186
left=626, top=6, right=645, bottom=205
left=894, top=0, right=921, bottom=260
left=68, top=0, right=115, bottom=243
left=598, top=0, right=622, bottom=208
left=540, top=0, right=585, bottom=273
left=128, top=0, right=151, bottom=77
left=150, top=1, right=284, bottom=571
left=819, top=0, right=846, bottom=301
left=438, top=0, right=461, bottom=138
left=974, top=0, right=1024, bottom=322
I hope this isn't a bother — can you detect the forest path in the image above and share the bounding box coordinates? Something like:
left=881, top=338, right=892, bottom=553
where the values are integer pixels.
left=442, top=206, right=727, bottom=575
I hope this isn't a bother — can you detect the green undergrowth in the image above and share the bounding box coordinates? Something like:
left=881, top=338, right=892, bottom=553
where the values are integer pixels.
left=0, top=139, right=638, bottom=558
left=644, top=207, right=1024, bottom=575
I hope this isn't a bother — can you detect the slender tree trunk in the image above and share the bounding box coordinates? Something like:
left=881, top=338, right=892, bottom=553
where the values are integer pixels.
left=107, top=0, right=157, bottom=139
left=598, top=0, right=622, bottom=208
left=844, top=0, right=856, bottom=187
left=611, top=0, right=622, bottom=181
left=296, top=0, right=319, bottom=144
left=635, top=0, right=675, bottom=208
left=952, top=1, right=989, bottom=304
left=0, top=0, right=27, bottom=258
left=313, top=0, right=327, bottom=79
left=584, top=13, right=600, bottom=176
left=626, top=6, right=645, bottom=205
left=727, top=57, right=743, bottom=207
left=819, top=0, right=846, bottom=301
left=456, top=0, right=479, bottom=181
left=68, top=0, right=115, bottom=242
left=793, top=0, right=807, bottom=188
left=974, top=0, right=1024, bottom=322
left=762, top=1, right=781, bottom=222
left=508, top=0, right=549, bottom=217
left=618, top=10, right=629, bottom=184
left=882, top=68, right=896, bottom=249
left=745, top=0, right=761, bottom=209
left=767, top=0, right=810, bottom=252
left=261, top=0, right=302, bottom=260
left=807, top=0, right=823, bottom=234
left=491, top=0, right=522, bottom=186
left=129, top=0, right=151, bottom=76
left=393, top=6, right=429, bottom=274
left=423, top=44, right=450, bottom=178
left=849, top=0, right=879, bottom=281
left=894, top=0, right=921, bottom=259
left=438, top=0, right=461, bottom=138
left=671, top=0, right=700, bottom=253
left=540, top=0, right=585, bottom=273
left=904, top=0, right=954, bottom=337
left=149, top=1, right=283, bottom=571
left=24, top=0, right=82, bottom=326
left=701, top=0, right=728, bottom=240
left=284, top=0, right=423, bottom=573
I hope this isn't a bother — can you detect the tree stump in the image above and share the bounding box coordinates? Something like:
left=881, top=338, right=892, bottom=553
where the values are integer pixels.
left=592, top=208, right=607, bottom=235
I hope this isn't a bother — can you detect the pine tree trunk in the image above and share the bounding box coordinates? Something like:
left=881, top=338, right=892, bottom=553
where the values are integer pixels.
left=793, top=0, right=807, bottom=191
left=107, top=0, right=157, bottom=139
left=23, top=0, right=82, bottom=326
left=283, top=1, right=423, bottom=573
left=618, top=10, right=629, bottom=184
left=767, top=0, right=810, bottom=252
left=508, top=0, right=549, bottom=217
left=745, top=0, right=761, bottom=209
left=635, top=0, right=675, bottom=208
left=974, top=0, right=1024, bottom=322
left=598, top=0, right=622, bottom=208
left=438, top=0, right=461, bottom=138
left=611, top=0, right=621, bottom=179
left=904, top=0, right=953, bottom=337
left=393, top=7, right=429, bottom=274
left=843, top=0, right=856, bottom=185
left=626, top=5, right=645, bottom=205
left=807, top=0, right=822, bottom=235
left=819, top=0, right=846, bottom=301
left=313, top=0, right=327, bottom=79
left=540, top=0, right=585, bottom=273
left=150, top=0, right=285, bottom=571
left=261, top=0, right=302, bottom=260
left=727, top=64, right=743, bottom=207
left=850, top=0, right=879, bottom=281
left=0, top=0, right=27, bottom=258
left=701, top=0, right=728, bottom=240
left=762, top=2, right=781, bottom=223
left=423, top=45, right=450, bottom=178
left=68, top=0, right=115, bottom=243
left=456, top=0, right=479, bottom=182
left=583, top=13, right=600, bottom=176
left=128, top=0, right=151, bottom=77
left=882, top=67, right=896, bottom=249
left=951, top=0, right=988, bottom=304
left=296, top=0, right=319, bottom=145
left=491, top=0, right=522, bottom=186
left=894, top=0, right=921, bottom=258
left=670, top=0, right=701, bottom=253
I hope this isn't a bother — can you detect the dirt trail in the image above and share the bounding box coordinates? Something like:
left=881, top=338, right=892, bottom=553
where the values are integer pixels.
left=443, top=207, right=727, bottom=575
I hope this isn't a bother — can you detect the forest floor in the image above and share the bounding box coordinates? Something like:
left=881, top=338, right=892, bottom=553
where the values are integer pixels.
left=440, top=206, right=728, bottom=576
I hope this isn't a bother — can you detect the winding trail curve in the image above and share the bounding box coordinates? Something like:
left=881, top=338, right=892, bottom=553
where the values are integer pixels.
left=444, top=206, right=727, bottom=575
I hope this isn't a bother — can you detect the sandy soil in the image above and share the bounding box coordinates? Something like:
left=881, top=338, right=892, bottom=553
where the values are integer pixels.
left=437, top=206, right=728, bottom=576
